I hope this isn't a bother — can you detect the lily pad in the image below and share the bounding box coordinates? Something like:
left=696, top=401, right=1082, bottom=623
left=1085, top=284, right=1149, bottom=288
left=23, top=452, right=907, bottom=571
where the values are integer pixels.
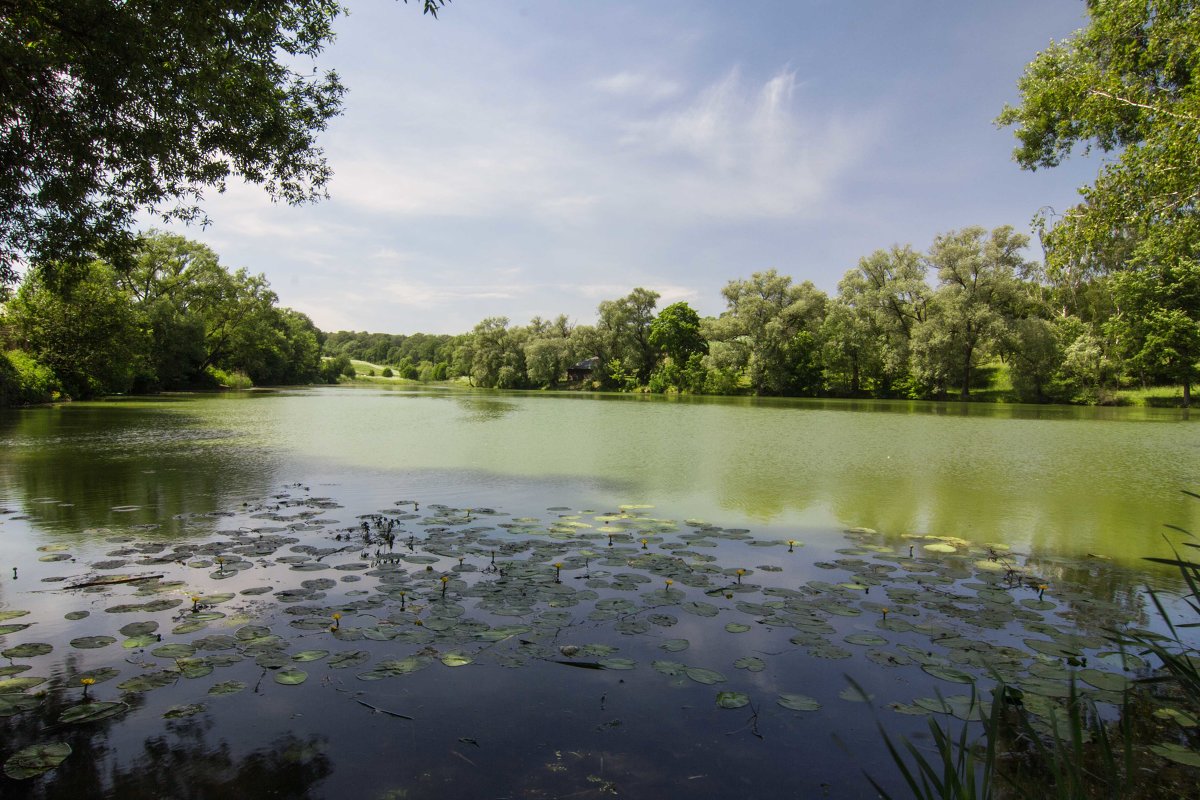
left=733, top=656, right=766, bottom=672
left=274, top=668, right=308, bottom=685
left=922, top=665, right=975, bottom=684
left=122, top=634, right=160, bottom=649
left=4, top=741, right=71, bottom=780
left=69, top=635, right=116, bottom=650
left=0, top=693, right=41, bottom=717
left=1149, top=742, right=1200, bottom=768
left=777, top=693, right=822, bottom=712
left=0, top=676, right=46, bottom=693
left=117, top=670, right=179, bottom=693
left=1, top=643, right=52, bottom=659
left=716, top=691, right=750, bottom=709
left=292, top=650, right=330, bottom=663
left=440, top=652, right=473, bottom=667
left=164, top=703, right=207, bottom=718
left=59, top=701, right=128, bottom=724
left=660, top=639, right=690, bottom=652
left=207, top=680, right=248, bottom=696
left=327, top=650, right=371, bottom=669
left=685, top=667, right=726, bottom=685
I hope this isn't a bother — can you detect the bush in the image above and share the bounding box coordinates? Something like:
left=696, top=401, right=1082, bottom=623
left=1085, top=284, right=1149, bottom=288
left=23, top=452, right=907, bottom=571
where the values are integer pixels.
left=206, top=366, right=253, bottom=390
left=319, top=355, right=355, bottom=383
left=381, top=367, right=393, bottom=378
left=0, top=349, right=59, bottom=405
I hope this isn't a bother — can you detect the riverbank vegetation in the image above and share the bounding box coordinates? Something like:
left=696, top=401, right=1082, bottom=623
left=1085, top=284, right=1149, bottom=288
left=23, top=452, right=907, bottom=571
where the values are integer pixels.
left=323, top=223, right=1197, bottom=406
left=0, top=233, right=332, bottom=403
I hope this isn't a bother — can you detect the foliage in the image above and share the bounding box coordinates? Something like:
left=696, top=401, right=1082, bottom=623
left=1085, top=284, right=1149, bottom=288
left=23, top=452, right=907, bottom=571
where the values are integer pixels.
left=206, top=366, right=252, bottom=390
left=5, top=259, right=146, bottom=398
left=998, top=0, right=1200, bottom=406
left=912, top=227, right=1030, bottom=399
left=0, top=348, right=58, bottom=405
left=997, top=0, right=1200, bottom=284
left=713, top=269, right=826, bottom=395
left=650, top=302, right=707, bottom=365
left=0, top=0, right=447, bottom=286
left=595, top=288, right=660, bottom=387
left=1106, top=260, right=1200, bottom=404
left=320, top=355, right=355, bottom=383
left=0, top=232, right=324, bottom=402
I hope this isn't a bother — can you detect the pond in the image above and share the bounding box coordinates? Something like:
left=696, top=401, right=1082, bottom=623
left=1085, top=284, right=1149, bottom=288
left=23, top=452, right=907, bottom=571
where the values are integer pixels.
left=0, top=386, right=1197, bottom=798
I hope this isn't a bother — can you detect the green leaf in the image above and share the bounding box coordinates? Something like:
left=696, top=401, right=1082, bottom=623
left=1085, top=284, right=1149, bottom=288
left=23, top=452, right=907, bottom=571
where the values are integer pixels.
left=4, top=742, right=71, bottom=779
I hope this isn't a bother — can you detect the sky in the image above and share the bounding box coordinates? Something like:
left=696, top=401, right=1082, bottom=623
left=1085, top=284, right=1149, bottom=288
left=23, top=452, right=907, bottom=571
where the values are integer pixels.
left=156, top=0, right=1102, bottom=335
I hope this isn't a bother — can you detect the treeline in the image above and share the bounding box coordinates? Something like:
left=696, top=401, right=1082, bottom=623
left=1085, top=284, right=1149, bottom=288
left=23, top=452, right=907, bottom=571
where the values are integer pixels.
left=434, top=225, right=1197, bottom=404
left=323, top=331, right=455, bottom=381
left=0, top=232, right=337, bottom=404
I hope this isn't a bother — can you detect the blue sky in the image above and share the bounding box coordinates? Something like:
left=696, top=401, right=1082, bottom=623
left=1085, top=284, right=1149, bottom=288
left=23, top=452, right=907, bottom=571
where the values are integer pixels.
left=160, top=0, right=1101, bottom=335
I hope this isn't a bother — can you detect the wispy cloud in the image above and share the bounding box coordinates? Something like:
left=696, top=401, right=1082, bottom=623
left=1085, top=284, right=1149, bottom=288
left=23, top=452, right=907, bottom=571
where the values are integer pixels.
left=592, top=71, right=682, bottom=102
left=616, top=67, right=877, bottom=218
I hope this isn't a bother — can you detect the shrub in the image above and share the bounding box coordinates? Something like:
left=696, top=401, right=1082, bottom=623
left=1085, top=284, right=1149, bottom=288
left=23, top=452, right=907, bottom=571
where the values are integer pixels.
left=207, top=366, right=253, bottom=390
left=0, top=349, right=59, bottom=405
left=381, top=367, right=393, bottom=378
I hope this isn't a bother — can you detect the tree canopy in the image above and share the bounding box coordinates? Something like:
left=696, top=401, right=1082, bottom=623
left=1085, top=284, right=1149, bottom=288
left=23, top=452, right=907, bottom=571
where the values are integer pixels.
left=0, top=0, right=446, bottom=286
left=997, top=0, right=1200, bottom=275
left=997, top=0, right=1200, bottom=402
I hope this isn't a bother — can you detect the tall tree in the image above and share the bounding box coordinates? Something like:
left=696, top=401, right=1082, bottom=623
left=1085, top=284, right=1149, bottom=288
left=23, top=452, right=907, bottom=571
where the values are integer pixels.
left=717, top=269, right=826, bottom=395
left=649, top=301, right=707, bottom=366
left=595, top=287, right=660, bottom=386
left=1107, top=260, right=1200, bottom=405
left=998, top=1, right=1200, bottom=374
left=912, top=227, right=1029, bottom=399
left=0, top=0, right=446, bottom=285
left=835, top=245, right=929, bottom=394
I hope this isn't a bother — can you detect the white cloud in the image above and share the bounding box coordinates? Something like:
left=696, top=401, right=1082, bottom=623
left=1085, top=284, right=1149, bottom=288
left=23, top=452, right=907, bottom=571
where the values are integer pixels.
left=616, top=67, right=877, bottom=218
left=593, top=71, right=682, bottom=102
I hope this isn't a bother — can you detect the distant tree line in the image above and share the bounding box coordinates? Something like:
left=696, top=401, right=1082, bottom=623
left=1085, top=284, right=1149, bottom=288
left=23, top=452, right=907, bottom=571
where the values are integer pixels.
left=3, top=223, right=1195, bottom=407
left=0, top=232, right=334, bottom=404
left=436, top=225, right=1197, bottom=405
left=322, top=330, right=455, bottom=382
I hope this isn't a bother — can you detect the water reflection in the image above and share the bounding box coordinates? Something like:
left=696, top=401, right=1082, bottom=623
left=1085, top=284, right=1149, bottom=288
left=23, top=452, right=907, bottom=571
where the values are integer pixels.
left=1, top=388, right=1197, bottom=567
left=454, top=396, right=518, bottom=423
left=0, top=403, right=277, bottom=537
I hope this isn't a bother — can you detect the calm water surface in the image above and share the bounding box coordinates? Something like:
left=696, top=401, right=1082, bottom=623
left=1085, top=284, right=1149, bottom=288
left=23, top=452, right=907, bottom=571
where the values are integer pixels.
left=2, top=386, right=1196, bottom=560
left=0, top=387, right=1196, bottom=799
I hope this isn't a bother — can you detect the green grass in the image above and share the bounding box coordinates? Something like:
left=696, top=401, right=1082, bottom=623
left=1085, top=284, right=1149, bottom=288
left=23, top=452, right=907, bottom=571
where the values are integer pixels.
left=1114, top=384, right=1198, bottom=407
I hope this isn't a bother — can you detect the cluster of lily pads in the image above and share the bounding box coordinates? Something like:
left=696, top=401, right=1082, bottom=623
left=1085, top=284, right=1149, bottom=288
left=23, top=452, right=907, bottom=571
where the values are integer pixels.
left=1, top=488, right=1196, bottom=783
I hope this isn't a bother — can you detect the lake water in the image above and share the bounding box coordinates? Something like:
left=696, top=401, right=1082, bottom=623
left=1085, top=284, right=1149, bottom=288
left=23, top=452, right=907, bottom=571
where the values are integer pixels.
left=0, top=387, right=1197, bottom=798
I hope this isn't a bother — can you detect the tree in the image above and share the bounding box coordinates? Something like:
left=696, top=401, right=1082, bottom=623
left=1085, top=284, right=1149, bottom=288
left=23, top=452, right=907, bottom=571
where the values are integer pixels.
left=649, top=302, right=707, bottom=365
left=997, top=1, right=1200, bottom=324
left=1107, top=260, right=1200, bottom=405
left=913, top=227, right=1029, bottom=399
left=594, top=288, right=660, bottom=387
left=0, top=0, right=446, bottom=285
left=834, top=245, right=929, bottom=394
left=716, top=269, right=826, bottom=395
left=5, top=259, right=145, bottom=398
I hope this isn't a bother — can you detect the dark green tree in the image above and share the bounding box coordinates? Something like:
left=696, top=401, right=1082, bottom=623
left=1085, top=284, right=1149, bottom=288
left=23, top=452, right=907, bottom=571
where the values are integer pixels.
left=0, top=0, right=446, bottom=285
left=5, top=260, right=146, bottom=398
left=649, top=301, right=707, bottom=365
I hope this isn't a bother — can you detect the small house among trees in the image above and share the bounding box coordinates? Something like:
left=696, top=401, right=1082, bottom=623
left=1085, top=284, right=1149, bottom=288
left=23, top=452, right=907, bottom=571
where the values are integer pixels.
left=567, top=357, right=600, bottom=382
